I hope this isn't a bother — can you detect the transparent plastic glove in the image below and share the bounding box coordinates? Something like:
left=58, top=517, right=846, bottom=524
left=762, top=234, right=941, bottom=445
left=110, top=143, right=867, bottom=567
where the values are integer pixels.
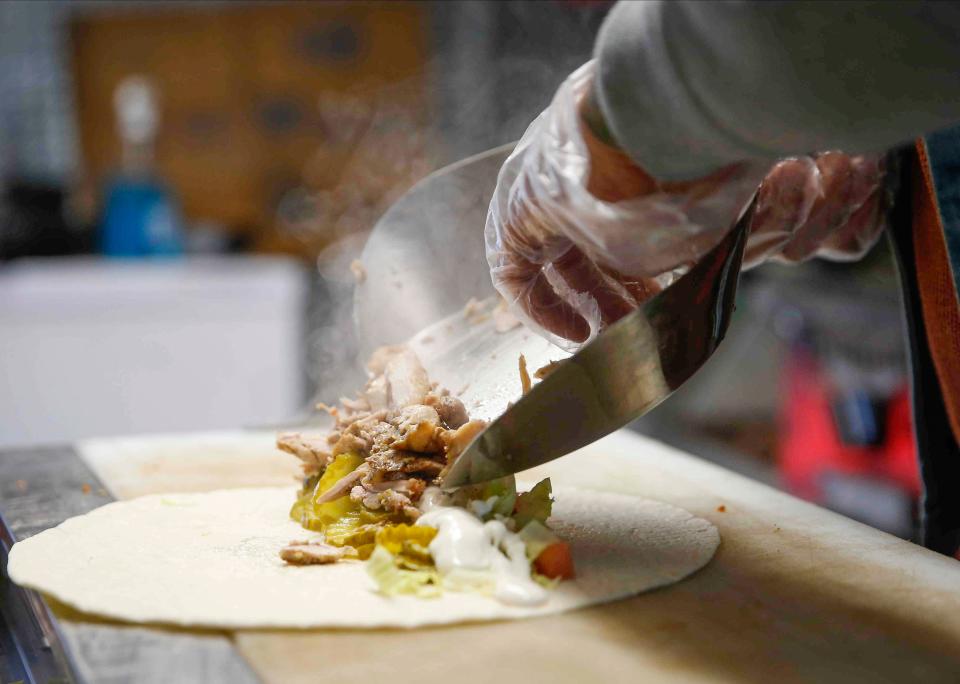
left=486, top=61, right=888, bottom=346
left=747, top=152, right=888, bottom=267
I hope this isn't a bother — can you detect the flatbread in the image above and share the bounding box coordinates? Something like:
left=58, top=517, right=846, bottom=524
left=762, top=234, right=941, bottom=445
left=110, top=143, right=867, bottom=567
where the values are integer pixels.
left=8, top=486, right=719, bottom=629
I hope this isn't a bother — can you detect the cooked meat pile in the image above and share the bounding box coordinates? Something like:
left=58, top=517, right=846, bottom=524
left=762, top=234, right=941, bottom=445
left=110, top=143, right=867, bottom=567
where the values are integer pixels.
left=278, top=346, right=486, bottom=535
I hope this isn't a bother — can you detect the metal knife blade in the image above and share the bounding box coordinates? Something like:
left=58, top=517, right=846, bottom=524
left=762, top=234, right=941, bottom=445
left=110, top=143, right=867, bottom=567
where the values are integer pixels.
left=442, top=197, right=756, bottom=487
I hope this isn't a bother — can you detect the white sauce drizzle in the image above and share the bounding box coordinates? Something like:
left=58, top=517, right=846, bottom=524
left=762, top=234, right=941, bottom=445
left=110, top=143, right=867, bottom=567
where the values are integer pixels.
left=468, top=495, right=498, bottom=519
left=417, top=488, right=547, bottom=606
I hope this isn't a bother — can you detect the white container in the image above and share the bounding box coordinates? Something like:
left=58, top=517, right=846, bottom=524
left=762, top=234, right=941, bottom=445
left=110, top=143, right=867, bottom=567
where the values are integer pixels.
left=0, top=256, right=307, bottom=447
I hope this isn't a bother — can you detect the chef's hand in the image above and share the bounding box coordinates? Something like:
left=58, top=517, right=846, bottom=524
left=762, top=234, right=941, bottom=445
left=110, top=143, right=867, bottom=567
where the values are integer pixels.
left=486, top=62, right=888, bottom=345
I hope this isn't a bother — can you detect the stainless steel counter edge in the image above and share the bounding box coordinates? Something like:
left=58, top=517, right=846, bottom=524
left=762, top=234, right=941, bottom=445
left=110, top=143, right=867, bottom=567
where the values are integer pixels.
left=0, top=444, right=260, bottom=684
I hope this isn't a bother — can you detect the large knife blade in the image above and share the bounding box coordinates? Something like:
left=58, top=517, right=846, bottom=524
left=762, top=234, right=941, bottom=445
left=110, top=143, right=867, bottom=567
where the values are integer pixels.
left=442, top=197, right=756, bottom=487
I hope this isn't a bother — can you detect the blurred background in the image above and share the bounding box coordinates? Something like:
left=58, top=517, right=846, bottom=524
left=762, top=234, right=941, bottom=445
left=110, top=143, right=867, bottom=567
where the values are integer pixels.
left=0, top=2, right=916, bottom=541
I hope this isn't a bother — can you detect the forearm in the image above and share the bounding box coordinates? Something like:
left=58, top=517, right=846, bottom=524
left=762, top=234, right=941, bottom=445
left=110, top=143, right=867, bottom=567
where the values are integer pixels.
left=595, top=0, right=960, bottom=180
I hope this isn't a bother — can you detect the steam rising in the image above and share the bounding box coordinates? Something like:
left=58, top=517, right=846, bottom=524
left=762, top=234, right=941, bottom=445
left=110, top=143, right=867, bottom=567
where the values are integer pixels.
left=283, top=2, right=609, bottom=408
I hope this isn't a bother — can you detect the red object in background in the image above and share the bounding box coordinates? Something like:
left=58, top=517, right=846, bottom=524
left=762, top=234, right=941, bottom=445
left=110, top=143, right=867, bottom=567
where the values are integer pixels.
left=780, top=348, right=920, bottom=503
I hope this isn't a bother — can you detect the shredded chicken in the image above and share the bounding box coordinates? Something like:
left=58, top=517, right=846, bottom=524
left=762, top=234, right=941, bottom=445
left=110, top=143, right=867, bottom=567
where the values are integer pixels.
left=278, top=345, right=487, bottom=563
left=277, top=433, right=333, bottom=476
left=364, top=477, right=426, bottom=496
left=390, top=405, right=443, bottom=452
left=363, top=374, right=390, bottom=411
left=280, top=540, right=352, bottom=565
left=518, top=354, right=532, bottom=394
left=426, top=394, right=469, bottom=429
left=379, top=488, right=415, bottom=513
left=440, top=420, right=487, bottom=466
left=313, top=466, right=368, bottom=504
left=534, top=360, right=563, bottom=380
left=339, top=396, right=370, bottom=413
left=385, top=349, right=431, bottom=408
left=366, top=450, right=445, bottom=476
left=350, top=259, right=367, bottom=284
left=365, top=346, right=430, bottom=409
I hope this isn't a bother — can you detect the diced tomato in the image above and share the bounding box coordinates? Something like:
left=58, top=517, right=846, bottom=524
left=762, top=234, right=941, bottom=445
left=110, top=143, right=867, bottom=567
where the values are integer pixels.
left=534, top=542, right=575, bottom=580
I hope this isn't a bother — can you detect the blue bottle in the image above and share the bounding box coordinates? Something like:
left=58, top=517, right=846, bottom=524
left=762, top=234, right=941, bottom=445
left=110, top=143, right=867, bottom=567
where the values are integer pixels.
left=99, top=77, right=184, bottom=257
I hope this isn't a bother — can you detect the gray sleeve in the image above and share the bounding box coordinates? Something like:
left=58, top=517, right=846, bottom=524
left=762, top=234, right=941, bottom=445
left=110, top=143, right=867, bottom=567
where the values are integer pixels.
left=594, top=0, right=960, bottom=181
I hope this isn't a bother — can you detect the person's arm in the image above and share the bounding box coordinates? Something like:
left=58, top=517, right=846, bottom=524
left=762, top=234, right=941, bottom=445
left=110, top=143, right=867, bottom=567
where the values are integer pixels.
left=595, top=0, right=960, bottom=181
left=485, top=0, right=960, bottom=344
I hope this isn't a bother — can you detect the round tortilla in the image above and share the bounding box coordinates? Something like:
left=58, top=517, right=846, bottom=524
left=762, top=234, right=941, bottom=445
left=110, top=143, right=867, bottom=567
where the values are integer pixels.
left=8, top=486, right=719, bottom=629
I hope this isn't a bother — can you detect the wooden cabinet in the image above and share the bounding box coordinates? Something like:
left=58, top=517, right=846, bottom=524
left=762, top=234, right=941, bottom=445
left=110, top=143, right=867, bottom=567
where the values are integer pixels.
left=71, top=2, right=429, bottom=255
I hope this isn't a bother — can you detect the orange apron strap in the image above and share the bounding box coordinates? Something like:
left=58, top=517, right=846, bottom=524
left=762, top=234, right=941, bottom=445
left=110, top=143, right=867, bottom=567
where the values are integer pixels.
left=913, top=140, right=960, bottom=444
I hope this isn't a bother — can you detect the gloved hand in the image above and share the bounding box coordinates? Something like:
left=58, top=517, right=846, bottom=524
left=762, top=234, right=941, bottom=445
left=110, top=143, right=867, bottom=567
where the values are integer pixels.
left=486, top=62, right=888, bottom=346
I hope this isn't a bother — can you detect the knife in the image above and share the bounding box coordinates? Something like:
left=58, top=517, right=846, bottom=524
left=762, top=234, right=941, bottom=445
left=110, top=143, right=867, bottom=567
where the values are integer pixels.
left=354, top=141, right=755, bottom=488
left=442, top=195, right=756, bottom=487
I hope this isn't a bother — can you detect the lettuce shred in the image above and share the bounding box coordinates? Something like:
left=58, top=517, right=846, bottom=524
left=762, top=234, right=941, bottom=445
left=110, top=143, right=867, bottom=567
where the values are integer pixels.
left=474, top=476, right=517, bottom=519
left=366, top=546, right=441, bottom=598
left=513, top=478, right=553, bottom=529
left=516, top=519, right=560, bottom=560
